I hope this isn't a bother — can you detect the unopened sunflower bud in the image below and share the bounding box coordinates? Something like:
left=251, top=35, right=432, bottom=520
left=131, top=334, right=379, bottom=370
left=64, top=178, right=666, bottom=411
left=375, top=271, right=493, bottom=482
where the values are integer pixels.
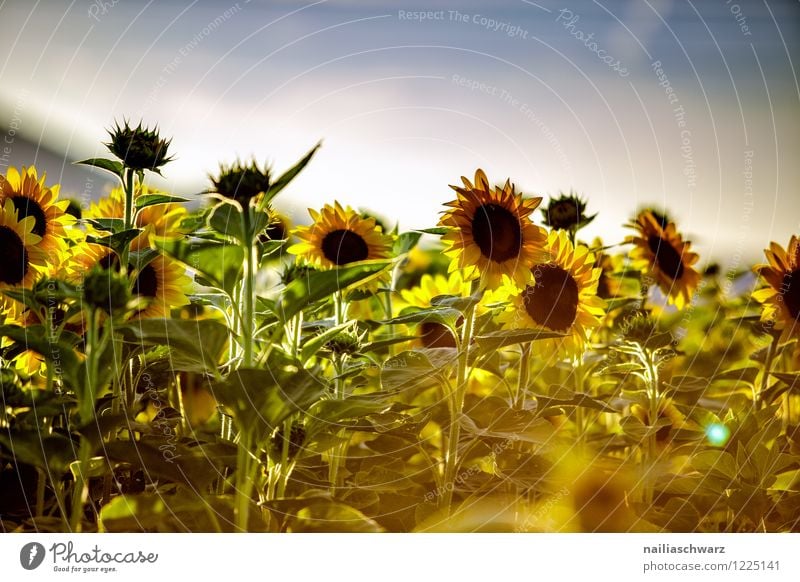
left=541, top=191, right=596, bottom=232
left=105, top=120, right=173, bottom=172
left=82, top=267, right=130, bottom=314
left=211, top=160, right=271, bottom=204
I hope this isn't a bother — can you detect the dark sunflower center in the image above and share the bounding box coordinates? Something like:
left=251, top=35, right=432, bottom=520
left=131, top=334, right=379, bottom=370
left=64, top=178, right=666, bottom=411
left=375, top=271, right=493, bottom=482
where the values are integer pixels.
left=471, top=203, right=522, bottom=263
left=133, top=264, right=159, bottom=298
left=647, top=235, right=684, bottom=280
left=0, top=226, right=28, bottom=285
left=11, top=197, right=48, bottom=237
left=782, top=269, right=800, bottom=320
left=523, top=264, right=579, bottom=331
left=419, top=321, right=457, bottom=348
left=321, top=229, right=369, bottom=265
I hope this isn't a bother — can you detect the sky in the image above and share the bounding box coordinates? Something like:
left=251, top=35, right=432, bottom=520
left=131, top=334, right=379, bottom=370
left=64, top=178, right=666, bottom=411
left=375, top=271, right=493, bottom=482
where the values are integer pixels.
left=0, top=0, right=798, bottom=266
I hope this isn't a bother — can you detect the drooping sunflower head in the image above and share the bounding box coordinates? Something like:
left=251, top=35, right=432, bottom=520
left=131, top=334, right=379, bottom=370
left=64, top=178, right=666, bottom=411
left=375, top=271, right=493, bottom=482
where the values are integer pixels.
left=753, top=234, right=800, bottom=341
left=288, top=202, right=392, bottom=268
left=106, top=119, right=173, bottom=172
left=541, top=190, right=596, bottom=232
left=626, top=210, right=701, bottom=309
left=438, top=169, right=547, bottom=288
left=496, top=230, right=606, bottom=358
left=210, top=159, right=271, bottom=204
left=0, top=199, right=47, bottom=290
left=0, top=166, right=75, bottom=260
left=399, top=271, right=470, bottom=348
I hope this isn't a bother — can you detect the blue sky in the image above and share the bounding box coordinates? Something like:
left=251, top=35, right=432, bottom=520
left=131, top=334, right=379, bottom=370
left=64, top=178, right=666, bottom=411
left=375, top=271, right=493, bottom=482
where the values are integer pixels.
left=1, top=0, right=798, bottom=264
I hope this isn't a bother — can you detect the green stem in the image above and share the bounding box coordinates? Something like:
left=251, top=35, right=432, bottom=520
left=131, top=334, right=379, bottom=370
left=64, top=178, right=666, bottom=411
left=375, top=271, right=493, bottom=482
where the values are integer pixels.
left=515, top=345, right=530, bottom=409
left=643, top=348, right=660, bottom=506
left=68, top=440, right=92, bottom=532
left=234, top=435, right=255, bottom=531
left=119, top=167, right=136, bottom=275
left=441, top=302, right=476, bottom=514
left=241, top=206, right=256, bottom=368
left=758, top=333, right=780, bottom=407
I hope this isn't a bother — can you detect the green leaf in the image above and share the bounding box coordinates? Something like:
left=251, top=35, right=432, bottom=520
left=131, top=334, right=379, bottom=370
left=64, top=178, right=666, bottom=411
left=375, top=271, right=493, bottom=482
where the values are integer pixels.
left=157, top=237, right=243, bottom=296
left=0, top=430, right=75, bottom=473
left=474, top=329, right=566, bottom=351
left=393, top=231, right=422, bottom=255
left=383, top=306, right=461, bottom=332
left=430, top=292, right=483, bottom=313
left=135, top=193, right=189, bottom=211
left=416, top=227, right=447, bottom=235
left=691, top=450, right=738, bottom=480
left=87, top=228, right=142, bottom=256
left=208, top=200, right=245, bottom=242
left=288, top=501, right=384, bottom=532
left=714, top=366, right=760, bottom=385
left=258, top=142, right=321, bottom=209
left=380, top=350, right=443, bottom=392
left=87, top=218, right=125, bottom=233
left=276, top=260, right=392, bottom=321
left=213, top=367, right=325, bottom=442
left=310, top=393, right=397, bottom=425
left=119, top=319, right=229, bottom=375
left=100, top=493, right=270, bottom=533
left=75, top=158, right=124, bottom=179
left=299, top=321, right=354, bottom=363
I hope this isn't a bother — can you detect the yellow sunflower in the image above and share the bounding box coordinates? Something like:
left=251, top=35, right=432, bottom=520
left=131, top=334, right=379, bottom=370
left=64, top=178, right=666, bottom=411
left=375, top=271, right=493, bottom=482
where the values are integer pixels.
left=130, top=254, right=192, bottom=319
left=496, top=230, right=605, bottom=358
left=0, top=166, right=75, bottom=261
left=626, top=210, right=701, bottom=309
left=399, top=271, right=470, bottom=348
left=65, top=243, right=191, bottom=319
left=753, top=234, right=800, bottom=341
left=288, top=202, right=392, bottom=268
left=438, top=169, right=547, bottom=288
left=0, top=199, right=48, bottom=291
left=86, top=184, right=188, bottom=251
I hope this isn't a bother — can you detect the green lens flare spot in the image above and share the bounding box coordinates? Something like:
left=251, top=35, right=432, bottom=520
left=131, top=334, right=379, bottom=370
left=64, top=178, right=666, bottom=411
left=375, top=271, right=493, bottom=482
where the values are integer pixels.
left=705, top=423, right=730, bottom=447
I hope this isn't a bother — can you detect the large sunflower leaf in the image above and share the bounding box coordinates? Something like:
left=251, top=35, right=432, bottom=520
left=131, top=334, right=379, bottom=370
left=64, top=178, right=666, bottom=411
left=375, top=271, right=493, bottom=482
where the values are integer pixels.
left=157, top=237, right=243, bottom=296
left=276, top=260, right=392, bottom=321
left=474, top=329, right=567, bottom=350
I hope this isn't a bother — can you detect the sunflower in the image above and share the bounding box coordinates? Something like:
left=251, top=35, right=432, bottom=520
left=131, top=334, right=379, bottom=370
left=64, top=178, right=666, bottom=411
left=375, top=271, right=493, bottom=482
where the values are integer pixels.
left=289, top=202, right=392, bottom=268
left=130, top=255, right=192, bottom=319
left=0, top=166, right=75, bottom=261
left=753, top=235, right=800, bottom=341
left=439, top=169, right=547, bottom=288
left=86, top=185, right=187, bottom=251
left=399, top=272, right=470, bottom=348
left=496, top=230, right=605, bottom=358
left=626, top=210, right=701, bottom=309
left=65, top=243, right=191, bottom=319
left=0, top=199, right=48, bottom=291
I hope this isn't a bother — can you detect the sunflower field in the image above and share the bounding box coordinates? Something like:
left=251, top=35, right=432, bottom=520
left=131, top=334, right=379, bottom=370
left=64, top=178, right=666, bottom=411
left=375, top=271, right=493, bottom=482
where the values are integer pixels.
left=1, top=122, right=799, bottom=533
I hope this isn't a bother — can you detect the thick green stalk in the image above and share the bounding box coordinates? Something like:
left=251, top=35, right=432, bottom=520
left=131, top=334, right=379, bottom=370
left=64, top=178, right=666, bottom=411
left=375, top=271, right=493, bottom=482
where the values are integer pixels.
left=120, top=167, right=136, bottom=275
left=241, top=207, right=256, bottom=368
left=441, top=303, right=476, bottom=514
left=68, top=440, right=91, bottom=532
left=515, top=344, right=531, bottom=409
left=757, top=333, right=780, bottom=407
left=234, top=434, right=255, bottom=531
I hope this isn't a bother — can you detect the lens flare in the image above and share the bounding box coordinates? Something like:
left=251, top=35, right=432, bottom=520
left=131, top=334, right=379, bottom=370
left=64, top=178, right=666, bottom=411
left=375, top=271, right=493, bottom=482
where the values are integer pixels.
left=705, top=423, right=730, bottom=447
